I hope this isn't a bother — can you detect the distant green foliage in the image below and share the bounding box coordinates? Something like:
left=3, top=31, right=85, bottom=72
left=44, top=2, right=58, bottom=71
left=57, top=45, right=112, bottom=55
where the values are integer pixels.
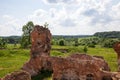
left=21, top=21, right=34, bottom=48
left=0, top=38, right=7, bottom=49
left=83, top=46, right=88, bottom=53
left=0, top=36, right=21, bottom=44
left=88, top=44, right=95, bottom=48
left=94, top=31, right=120, bottom=38
left=20, top=36, right=30, bottom=48
left=51, top=39, right=58, bottom=45
left=74, top=39, right=79, bottom=46
left=78, top=37, right=100, bottom=46
left=44, top=22, right=49, bottom=28
left=102, top=39, right=119, bottom=48
left=68, top=46, right=83, bottom=53
left=58, top=39, right=65, bottom=46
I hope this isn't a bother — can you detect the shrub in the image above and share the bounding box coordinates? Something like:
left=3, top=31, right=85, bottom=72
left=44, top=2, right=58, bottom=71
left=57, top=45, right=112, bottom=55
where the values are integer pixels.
left=88, top=44, right=95, bottom=48
left=58, top=39, right=65, bottom=46
left=102, top=39, right=119, bottom=48
left=83, top=46, right=88, bottom=53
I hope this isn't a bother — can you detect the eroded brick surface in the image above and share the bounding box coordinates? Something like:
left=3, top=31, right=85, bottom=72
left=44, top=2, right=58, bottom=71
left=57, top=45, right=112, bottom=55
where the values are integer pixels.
left=113, top=42, right=120, bottom=71
left=22, top=25, right=52, bottom=76
left=1, top=70, right=31, bottom=80
left=51, top=54, right=111, bottom=80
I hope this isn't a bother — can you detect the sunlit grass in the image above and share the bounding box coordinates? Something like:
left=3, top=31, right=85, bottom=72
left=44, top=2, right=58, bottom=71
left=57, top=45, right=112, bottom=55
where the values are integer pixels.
left=0, top=49, right=30, bottom=77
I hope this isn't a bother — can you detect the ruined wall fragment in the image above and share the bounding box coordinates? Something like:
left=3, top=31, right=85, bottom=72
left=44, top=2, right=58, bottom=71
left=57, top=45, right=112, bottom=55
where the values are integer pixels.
left=1, top=70, right=31, bottom=80
left=51, top=54, right=111, bottom=80
left=113, top=42, right=120, bottom=71
left=22, top=25, right=52, bottom=76
left=30, top=25, right=52, bottom=57
left=68, top=54, right=110, bottom=71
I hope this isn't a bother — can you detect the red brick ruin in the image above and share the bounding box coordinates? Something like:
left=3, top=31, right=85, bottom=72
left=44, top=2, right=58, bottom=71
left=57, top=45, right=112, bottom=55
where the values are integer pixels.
left=114, top=42, right=120, bottom=71
left=1, top=25, right=120, bottom=80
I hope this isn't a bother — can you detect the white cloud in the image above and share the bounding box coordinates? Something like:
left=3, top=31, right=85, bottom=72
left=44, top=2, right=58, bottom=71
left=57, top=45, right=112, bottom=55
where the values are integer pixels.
left=110, top=2, right=120, bottom=20
left=27, top=0, right=120, bottom=35
left=0, top=15, right=22, bottom=36
left=43, top=0, right=78, bottom=4
left=0, top=0, right=120, bottom=36
left=3, top=15, right=14, bottom=21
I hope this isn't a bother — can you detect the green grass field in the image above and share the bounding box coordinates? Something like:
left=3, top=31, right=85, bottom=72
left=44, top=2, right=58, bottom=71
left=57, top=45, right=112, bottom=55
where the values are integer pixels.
left=0, top=44, right=118, bottom=79
left=0, top=49, right=30, bottom=77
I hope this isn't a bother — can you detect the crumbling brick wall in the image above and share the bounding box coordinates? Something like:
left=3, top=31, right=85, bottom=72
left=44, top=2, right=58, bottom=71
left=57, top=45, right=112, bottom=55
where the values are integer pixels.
left=113, top=42, right=120, bottom=71
left=0, top=70, right=31, bottom=80
left=22, top=25, right=52, bottom=76
left=68, top=54, right=111, bottom=71
left=51, top=54, right=111, bottom=80
left=30, top=25, right=52, bottom=57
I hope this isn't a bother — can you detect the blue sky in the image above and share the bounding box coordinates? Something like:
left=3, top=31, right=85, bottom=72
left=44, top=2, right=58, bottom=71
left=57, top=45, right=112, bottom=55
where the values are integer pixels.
left=0, top=0, right=120, bottom=36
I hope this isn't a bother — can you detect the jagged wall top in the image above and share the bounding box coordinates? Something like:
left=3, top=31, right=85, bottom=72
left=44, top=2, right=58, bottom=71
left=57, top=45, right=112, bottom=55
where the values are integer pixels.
left=30, top=25, right=52, bottom=58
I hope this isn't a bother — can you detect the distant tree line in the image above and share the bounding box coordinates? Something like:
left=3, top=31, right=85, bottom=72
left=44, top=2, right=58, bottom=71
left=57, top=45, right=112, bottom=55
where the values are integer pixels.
left=94, top=31, right=120, bottom=38
left=0, top=38, right=7, bottom=48
left=0, top=36, right=21, bottom=44
left=52, top=36, right=120, bottom=48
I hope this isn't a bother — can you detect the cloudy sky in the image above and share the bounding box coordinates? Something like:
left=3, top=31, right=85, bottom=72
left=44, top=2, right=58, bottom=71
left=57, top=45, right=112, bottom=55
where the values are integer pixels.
left=0, top=0, right=120, bottom=36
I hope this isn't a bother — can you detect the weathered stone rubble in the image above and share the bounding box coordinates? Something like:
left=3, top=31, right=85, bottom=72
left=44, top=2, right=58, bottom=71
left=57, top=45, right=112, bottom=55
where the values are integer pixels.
left=113, top=42, right=120, bottom=71
left=0, top=70, right=31, bottom=80
left=1, top=25, right=120, bottom=80
left=22, top=25, right=52, bottom=76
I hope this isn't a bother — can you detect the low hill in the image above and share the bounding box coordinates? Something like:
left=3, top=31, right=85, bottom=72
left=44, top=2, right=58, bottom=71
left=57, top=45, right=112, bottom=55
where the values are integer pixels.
left=94, top=31, right=120, bottom=38
left=0, top=36, right=21, bottom=44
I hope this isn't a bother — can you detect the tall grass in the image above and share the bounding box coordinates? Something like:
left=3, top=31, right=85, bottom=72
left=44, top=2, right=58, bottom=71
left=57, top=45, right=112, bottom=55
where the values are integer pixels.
left=0, top=49, right=30, bottom=77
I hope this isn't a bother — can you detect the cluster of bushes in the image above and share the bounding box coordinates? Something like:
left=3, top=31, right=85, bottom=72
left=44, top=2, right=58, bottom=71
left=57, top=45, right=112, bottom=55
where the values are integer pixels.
left=0, top=38, right=7, bottom=49
left=52, top=37, right=120, bottom=48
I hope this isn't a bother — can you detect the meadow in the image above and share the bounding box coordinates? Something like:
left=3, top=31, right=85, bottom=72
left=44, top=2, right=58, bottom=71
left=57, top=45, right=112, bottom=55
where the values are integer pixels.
left=0, top=44, right=118, bottom=79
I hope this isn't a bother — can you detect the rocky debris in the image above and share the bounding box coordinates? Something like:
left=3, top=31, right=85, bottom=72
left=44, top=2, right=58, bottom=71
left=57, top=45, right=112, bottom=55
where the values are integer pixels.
left=22, top=25, right=52, bottom=76
left=22, top=55, right=43, bottom=76
left=30, top=25, right=52, bottom=58
left=113, top=42, right=120, bottom=71
left=51, top=54, right=111, bottom=80
left=68, top=54, right=110, bottom=71
left=1, top=70, right=31, bottom=80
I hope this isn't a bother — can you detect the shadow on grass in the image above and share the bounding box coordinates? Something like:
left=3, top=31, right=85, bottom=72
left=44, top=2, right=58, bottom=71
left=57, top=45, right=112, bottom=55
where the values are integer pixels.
left=31, top=70, right=53, bottom=80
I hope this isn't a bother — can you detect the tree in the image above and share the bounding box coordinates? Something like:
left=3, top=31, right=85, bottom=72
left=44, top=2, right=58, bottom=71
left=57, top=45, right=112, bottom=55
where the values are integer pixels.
left=21, top=21, right=34, bottom=48
left=0, top=38, right=7, bottom=49
left=44, top=22, right=49, bottom=28
left=58, top=39, right=65, bottom=46
left=102, top=39, right=119, bottom=48
left=74, top=39, right=79, bottom=46
left=83, top=46, right=88, bottom=53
